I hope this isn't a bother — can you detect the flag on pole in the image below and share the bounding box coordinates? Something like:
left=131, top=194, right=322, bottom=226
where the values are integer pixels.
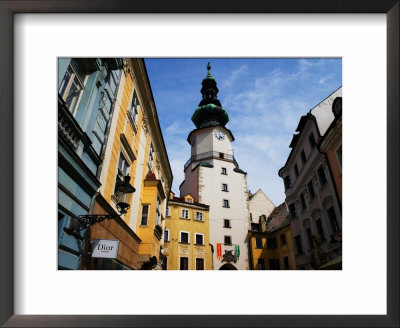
left=217, top=243, right=222, bottom=260
left=235, top=245, right=240, bottom=259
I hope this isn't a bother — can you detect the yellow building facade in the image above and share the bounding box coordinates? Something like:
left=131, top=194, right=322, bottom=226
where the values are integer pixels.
left=94, top=58, right=172, bottom=270
left=249, top=203, right=297, bottom=270
left=163, top=193, right=212, bottom=270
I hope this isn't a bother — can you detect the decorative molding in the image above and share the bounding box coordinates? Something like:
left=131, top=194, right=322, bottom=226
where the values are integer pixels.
left=123, top=58, right=134, bottom=80
left=141, top=115, right=149, bottom=134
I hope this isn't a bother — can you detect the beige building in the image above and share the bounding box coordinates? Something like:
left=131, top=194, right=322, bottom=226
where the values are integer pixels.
left=248, top=189, right=275, bottom=224
left=278, top=87, right=342, bottom=270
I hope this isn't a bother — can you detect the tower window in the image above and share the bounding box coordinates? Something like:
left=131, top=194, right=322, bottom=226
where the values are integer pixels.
left=223, top=199, right=230, bottom=208
left=222, top=183, right=228, bottom=192
left=223, top=219, right=231, bottom=228
left=221, top=167, right=227, bottom=175
left=224, top=236, right=232, bottom=245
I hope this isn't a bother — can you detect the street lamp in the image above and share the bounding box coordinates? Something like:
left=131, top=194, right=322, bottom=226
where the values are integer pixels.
left=77, top=175, right=136, bottom=229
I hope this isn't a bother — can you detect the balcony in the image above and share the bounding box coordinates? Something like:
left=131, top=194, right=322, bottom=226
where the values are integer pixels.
left=184, top=151, right=238, bottom=170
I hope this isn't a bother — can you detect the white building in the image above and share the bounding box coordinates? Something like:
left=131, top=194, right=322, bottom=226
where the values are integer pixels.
left=180, top=63, right=250, bottom=270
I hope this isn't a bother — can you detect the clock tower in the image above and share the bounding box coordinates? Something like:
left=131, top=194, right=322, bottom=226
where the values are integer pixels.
left=180, top=63, right=250, bottom=270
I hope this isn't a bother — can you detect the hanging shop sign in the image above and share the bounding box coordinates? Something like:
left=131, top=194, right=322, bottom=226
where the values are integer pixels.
left=91, top=239, right=119, bottom=259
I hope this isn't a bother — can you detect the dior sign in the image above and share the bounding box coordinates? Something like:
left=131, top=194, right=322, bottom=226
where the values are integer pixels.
left=91, top=239, right=119, bottom=259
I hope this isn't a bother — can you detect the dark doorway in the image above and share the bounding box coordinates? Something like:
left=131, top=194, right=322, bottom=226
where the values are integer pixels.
left=219, top=263, right=237, bottom=270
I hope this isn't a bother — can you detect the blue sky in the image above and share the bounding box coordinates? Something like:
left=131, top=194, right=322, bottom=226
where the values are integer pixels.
left=145, top=58, right=342, bottom=206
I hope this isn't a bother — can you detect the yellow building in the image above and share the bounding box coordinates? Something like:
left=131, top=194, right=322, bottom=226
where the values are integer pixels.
left=90, top=58, right=172, bottom=270
left=248, top=203, right=297, bottom=270
left=163, top=193, right=212, bottom=270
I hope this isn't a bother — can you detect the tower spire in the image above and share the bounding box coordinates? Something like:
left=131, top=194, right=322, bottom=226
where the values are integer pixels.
left=207, top=62, right=212, bottom=77
left=191, top=63, right=229, bottom=129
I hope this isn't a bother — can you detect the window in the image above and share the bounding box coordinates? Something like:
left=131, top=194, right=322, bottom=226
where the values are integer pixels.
left=223, top=199, right=230, bottom=208
left=219, top=153, right=224, bottom=159
left=186, top=198, right=192, bottom=203
left=155, top=197, right=161, bottom=226
left=284, top=256, right=290, bottom=269
left=59, top=59, right=86, bottom=115
left=284, top=175, right=292, bottom=189
left=255, top=237, right=263, bottom=249
left=223, top=219, right=231, bottom=228
left=300, top=150, right=307, bottom=165
left=307, top=181, right=316, bottom=199
left=180, top=231, right=189, bottom=244
left=224, top=236, right=232, bottom=245
left=128, top=90, right=140, bottom=127
left=336, top=144, right=342, bottom=168
left=221, top=167, right=227, bottom=175
left=257, top=258, right=266, bottom=270
left=181, top=209, right=189, bottom=219
left=180, top=257, right=189, bottom=270
left=114, top=153, right=129, bottom=194
left=316, top=219, right=326, bottom=241
left=93, top=91, right=113, bottom=155
left=147, top=143, right=154, bottom=172
left=267, top=238, right=277, bottom=249
left=166, top=206, right=170, bottom=217
left=294, top=235, right=304, bottom=255
left=306, top=227, right=314, bottom=249
left=269, top=259, right=280, bottom=270
left=327, top=207, right=340, bottom=233
left=222, top=183, right=228, bottom=192
left=196, top=258, right=204, bottom=270
left=318, top=166, right=327, bottom=186
left=280, top=234, right=286, bottom=245
left=164, top=229, right=170, bottom=242
left=140, top=205, right=149, bottom=226
left=294, top=164, right=299, bottom=177
left=308, top=132, right=316, bottom=150
left=288, top=203, right=297, bottom=219
left=300, top=193, right=307, bottom=210
left=195, top=211, right=203, bottom=221
left=195, top=234, right=204, bottom=246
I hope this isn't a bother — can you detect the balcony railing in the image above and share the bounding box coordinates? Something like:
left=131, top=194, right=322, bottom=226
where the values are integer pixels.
left=184, top=151, right=238, bottom=170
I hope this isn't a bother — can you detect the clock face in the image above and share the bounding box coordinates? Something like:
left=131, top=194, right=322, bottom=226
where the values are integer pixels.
left=214, top=130, right=225, bottom=141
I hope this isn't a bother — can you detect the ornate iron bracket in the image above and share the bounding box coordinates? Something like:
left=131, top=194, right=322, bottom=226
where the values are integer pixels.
left=77, top=214, right=120, bottom=230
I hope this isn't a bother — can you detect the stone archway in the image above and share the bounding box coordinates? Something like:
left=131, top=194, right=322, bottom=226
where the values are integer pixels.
left=219, top=263, right=238, bottom=270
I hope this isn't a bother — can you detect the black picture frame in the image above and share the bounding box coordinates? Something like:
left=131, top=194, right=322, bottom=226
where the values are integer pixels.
left=0, top=1, right=398, bottom=327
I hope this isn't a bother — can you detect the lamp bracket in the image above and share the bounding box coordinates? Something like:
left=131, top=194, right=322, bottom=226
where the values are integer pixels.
left=77, top=214, right=120, bottom=230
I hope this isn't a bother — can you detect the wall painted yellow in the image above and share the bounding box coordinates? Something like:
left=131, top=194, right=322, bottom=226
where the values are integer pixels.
left=250, top=226, right=297, bottom=270
left=163, top=194, right=212, bottom=270
left=101, top=59, right=173, bottom=269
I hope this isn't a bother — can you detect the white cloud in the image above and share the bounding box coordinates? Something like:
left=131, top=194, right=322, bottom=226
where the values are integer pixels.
left=222, top=64, right=248, bottom=87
